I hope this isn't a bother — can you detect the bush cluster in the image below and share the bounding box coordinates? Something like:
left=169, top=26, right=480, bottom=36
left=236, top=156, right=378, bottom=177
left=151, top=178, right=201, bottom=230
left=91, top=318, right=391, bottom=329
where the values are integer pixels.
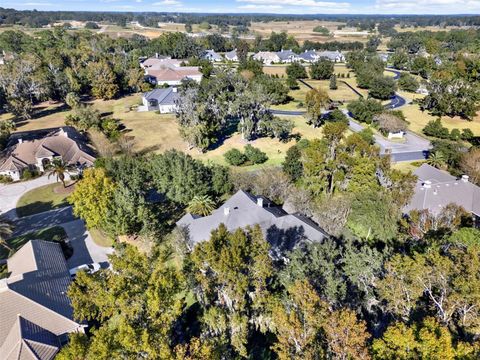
left=224, top=145, right=269, bottom=166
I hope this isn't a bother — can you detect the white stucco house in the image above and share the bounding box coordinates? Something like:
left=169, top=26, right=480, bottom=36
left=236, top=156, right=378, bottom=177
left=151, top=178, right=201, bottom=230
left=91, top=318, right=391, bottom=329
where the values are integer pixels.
left=140, top=87, right=180, bottom=113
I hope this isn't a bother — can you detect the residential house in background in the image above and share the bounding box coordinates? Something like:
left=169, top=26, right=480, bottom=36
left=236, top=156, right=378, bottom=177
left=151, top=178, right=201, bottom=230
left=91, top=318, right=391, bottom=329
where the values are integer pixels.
left=0, top=127, right=95, bottom=181
left=140, top=87, right=180, bottom=113
left=177, top=190, right=328, bottom=256
left=404, top=164, right=480, bottom=225
left=145, top=66, right=202, bottom=86
left=224, top=49, right=238, bottom=62
left=316, top=50, right=345, bottom=62
left=276, top=49, right=299, bottom=63
left=202, top=49, right=223, bottom=62
left=253, top=51, right=281, bottom=65
left=0, top=240, right=85, bottom=360
left=298, top=50, right=320, bottom=63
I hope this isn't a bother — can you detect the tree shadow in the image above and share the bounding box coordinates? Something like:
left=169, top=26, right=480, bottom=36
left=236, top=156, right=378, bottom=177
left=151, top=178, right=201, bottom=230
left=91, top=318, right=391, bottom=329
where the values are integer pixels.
left=266, top=224, right=307, bottom=258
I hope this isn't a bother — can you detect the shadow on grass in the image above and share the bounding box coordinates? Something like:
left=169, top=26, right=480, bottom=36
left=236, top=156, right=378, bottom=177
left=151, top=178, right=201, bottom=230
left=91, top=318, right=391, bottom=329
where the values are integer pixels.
left=16, top=200, right=69, bottom=218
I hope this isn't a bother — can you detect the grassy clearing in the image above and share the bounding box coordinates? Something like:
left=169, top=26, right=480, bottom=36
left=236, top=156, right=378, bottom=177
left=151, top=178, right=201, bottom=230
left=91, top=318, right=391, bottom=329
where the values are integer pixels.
left=0, top=226, right=69, bottom=278
left=391, top=160, right=425, bottom=174
left=401, top=104, right=480, bottom=136
left=89, top=228, right=114, bottom=248
left=16, top=183, right=73, bottom=217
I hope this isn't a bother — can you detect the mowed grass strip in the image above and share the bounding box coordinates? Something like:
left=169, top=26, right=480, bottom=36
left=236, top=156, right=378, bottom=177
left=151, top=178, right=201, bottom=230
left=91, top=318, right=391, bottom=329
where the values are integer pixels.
left=16, top=183, right=73, bottom=217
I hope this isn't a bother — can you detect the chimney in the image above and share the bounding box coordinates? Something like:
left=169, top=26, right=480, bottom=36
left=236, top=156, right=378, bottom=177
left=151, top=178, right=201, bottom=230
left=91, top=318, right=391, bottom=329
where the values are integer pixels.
left=224, top=207, right=230, bottom=216
left=155, top=52, right=159, bottom=58
left=172, top=87, right=178, bottom=93
left=423, top=180, right=432, bottom=189
left=18, top=138, right=23, bottom=144
left=462, top=175, right=469, bottom=183
left=257, top=198, right=264, bottom=207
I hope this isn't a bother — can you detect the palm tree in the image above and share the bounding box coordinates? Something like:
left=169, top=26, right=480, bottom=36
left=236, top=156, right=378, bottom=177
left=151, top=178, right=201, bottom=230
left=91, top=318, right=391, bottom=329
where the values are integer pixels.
left=187, top=195, right=216, bottom=216
left=0, top=217, right=13, bottom=252
left=427, top=151, right=446, bottom=169
left=47, top=159, right=70, bottom=188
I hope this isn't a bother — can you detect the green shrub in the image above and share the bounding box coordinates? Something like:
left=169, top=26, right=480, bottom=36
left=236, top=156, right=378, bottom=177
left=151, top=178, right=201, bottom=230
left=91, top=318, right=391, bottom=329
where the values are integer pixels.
left=21, top=168, right=39, bottom=180
left=224, top=148, right=247, bottom=166
left=0, top=174, right=13, bottom=183
left=244, top=144, right=268, bottom=164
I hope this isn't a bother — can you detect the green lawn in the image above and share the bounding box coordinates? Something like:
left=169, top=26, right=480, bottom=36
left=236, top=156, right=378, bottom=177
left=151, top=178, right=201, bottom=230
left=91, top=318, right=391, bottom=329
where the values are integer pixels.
left=16, top=183, right=73, bottom=217
left=90, top=228, right=114, bottom=247
left=0, top=226, right=69, bottom=278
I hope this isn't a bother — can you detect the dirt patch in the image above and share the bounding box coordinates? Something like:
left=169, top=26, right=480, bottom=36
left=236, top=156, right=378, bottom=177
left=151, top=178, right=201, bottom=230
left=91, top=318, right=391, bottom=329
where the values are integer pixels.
left=53, top=183, right=75, bottom=194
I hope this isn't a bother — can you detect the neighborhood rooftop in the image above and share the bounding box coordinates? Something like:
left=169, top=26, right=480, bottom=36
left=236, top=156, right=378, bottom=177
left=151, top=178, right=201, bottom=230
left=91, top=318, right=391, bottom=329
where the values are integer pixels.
left=177, top=190, right=328, bottom=253
left=404, top=164, right=480, bottom=216
left=0, top=240, right=84, bottom=360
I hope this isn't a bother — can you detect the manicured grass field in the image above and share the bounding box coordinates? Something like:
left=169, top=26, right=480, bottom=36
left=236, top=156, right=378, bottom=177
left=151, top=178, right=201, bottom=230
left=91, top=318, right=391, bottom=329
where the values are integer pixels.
left=16, top=183, right=73, bottom=217
left=89, top=228, right=114, bottom=247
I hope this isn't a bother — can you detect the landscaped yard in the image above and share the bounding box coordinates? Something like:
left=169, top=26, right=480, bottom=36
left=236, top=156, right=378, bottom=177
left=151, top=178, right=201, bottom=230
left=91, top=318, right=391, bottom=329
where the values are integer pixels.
left=16, top=182, right=74, bottom=217
left=0, top=226, right=69, bottom=278
left=89, top=228, right=115, bottom=247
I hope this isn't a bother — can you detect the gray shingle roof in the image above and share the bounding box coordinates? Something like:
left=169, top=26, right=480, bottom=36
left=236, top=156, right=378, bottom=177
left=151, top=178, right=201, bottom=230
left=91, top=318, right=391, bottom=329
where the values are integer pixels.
left=1, top=316, right=60, bottom=360
left=0, top=240, right=83, bottom=359
left=404, top=164, right=480, bottom=216
left=276, top=50, right=298, bottom=61
left=177, top=190, right=328, bottom=253
left=298, top=50, right=317, bottom=62
left=143, top=87, right=180, bottom=106
left=225, top=49, right=237, bottom=60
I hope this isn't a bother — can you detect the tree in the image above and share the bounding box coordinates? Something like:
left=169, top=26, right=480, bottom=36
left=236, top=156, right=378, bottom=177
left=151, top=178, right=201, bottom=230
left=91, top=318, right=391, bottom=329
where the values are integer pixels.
left=347, top=98, right=384, bottom=124
left=87, top=60, right=119, bottom=100
left=310, top=59, right=334, bottom=80
left=46, top=158, right=70, bottom=188
left=189, top=225, right=274, bottom=357
left=390, top=49, right=409, bottom=70
left=427, top=151, right=447, bottom=169
left=369, top=75, right=397, bottom=100
left=184, top=23, right=192, bottom=33
left=69, top=168, right=116, bottom=229
left=422, top=118, right=450, bottom=139
left=305, top=87, right=329, bottom=127
left=65, top=92, right=80, bottom=109
left=329, top=74, right=337, bottom=90
left=286, top=62, right=307, bottom=80
left=272, top=280, right=326, bottom=360
left=187, top=195, right=215, bottom=216
left=373, top=318, right=461, bottom=360
left=282, top=145, right=303, bottom=182
left=398, top=73, right=419, bottom=92
left=65, top=245, right=185, bottom=359
left=373, top=112, right=407, bottom=136
left=460, top=147, right=480, bottom=185
left=0, top=216, right=13, bottom=252
left=323, top=308, right=371, bottom=360
left=84, top=21, right=100, bottom=30
left=224, top=148, right=247, bottom=166
left=244, top=144, right=268, bottom=164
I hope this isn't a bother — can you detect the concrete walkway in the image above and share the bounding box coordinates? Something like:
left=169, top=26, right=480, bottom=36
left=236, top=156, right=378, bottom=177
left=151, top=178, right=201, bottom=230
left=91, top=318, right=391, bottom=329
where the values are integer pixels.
left=0, top=176, right=57, bottom=220
left=63, top=219, right=114, bottom=269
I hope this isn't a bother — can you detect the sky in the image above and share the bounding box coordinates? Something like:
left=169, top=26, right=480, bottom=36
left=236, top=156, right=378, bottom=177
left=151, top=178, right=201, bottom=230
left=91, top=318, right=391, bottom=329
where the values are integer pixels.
left=2, top=0, right=480, bottom=15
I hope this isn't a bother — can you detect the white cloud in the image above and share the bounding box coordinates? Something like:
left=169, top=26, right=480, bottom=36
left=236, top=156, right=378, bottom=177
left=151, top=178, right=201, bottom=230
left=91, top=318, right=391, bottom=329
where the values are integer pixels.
left=373, top=0, right=480, bottom=13
left=237, top=4, right=283, bottom=9
left=236, top=0, right=350, bottom=8
left=22, top=2, right=52, bottom=5
left=152, top=0, right=181, bottom=5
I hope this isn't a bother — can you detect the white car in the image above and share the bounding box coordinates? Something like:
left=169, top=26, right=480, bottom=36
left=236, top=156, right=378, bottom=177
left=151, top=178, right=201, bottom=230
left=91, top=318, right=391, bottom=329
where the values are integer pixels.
left=69, top=263, right=101, bottom=277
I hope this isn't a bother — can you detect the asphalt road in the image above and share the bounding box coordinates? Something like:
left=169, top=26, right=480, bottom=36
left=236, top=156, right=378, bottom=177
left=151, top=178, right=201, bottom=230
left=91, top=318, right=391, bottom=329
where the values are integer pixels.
left=12, top=206, right=76, bottom=237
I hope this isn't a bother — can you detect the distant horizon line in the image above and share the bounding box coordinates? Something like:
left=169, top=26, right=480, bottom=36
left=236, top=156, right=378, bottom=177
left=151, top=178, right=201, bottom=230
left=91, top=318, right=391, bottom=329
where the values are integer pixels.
left=1, top=7, right=480, bottom=16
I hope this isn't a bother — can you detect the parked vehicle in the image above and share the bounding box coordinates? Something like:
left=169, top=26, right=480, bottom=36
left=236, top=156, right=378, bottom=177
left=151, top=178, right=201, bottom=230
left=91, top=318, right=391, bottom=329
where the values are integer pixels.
left=69, top=263, right=101, bottom=277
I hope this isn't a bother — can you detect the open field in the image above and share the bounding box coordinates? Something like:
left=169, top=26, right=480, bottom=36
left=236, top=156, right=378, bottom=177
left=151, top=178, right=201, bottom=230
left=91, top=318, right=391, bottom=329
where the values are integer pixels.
left=16, top=182, right=73, bottom=217
left=250, top=20, right=370, bottom=43
left=263, top=64, right=352, bottom=78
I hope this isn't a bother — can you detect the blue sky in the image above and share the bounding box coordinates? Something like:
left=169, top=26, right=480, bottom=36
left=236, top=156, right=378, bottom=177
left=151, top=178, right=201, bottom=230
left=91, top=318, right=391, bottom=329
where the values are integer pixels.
left=3, top=0, right=480, bottom=15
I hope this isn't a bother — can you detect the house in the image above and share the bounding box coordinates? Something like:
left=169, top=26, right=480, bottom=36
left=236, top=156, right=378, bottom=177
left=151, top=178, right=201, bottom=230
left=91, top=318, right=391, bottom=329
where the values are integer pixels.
left=298, top=50, right=320, bottom=63
left=145, top=66, right=202, bottom=86
left=224, top=49, right=238, bottom=62
left=0, top=127, right=95, bottom=181
left=276, top=49, right=299, bottom=63
left=140, top=87, right=180, bottom=113
left=378, top=53, right=390, bottom=63
left=253, top=51, right=281, bottom=65
left=202, top=49, right=223, bottom=62
left=404, top=164, right=480, bottom=223
left=316, top=50, right=345, bottom=62
left=177, top=190, right=328, bottom=255
left=140, top=55, right=179, bottom=70
left=0, top=240, right=86, bottom=360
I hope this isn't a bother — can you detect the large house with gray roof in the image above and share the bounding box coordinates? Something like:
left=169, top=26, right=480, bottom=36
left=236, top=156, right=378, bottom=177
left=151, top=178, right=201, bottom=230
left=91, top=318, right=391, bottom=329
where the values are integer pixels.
left=404, top=164, right=480, bottom=224
left=0, top=127, right=95, bottom=181
left=140, top=87, right=180, bottom=113
left=0, top=240, right=85, bottom=360
left=177, top=190, right=328, bottom=255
